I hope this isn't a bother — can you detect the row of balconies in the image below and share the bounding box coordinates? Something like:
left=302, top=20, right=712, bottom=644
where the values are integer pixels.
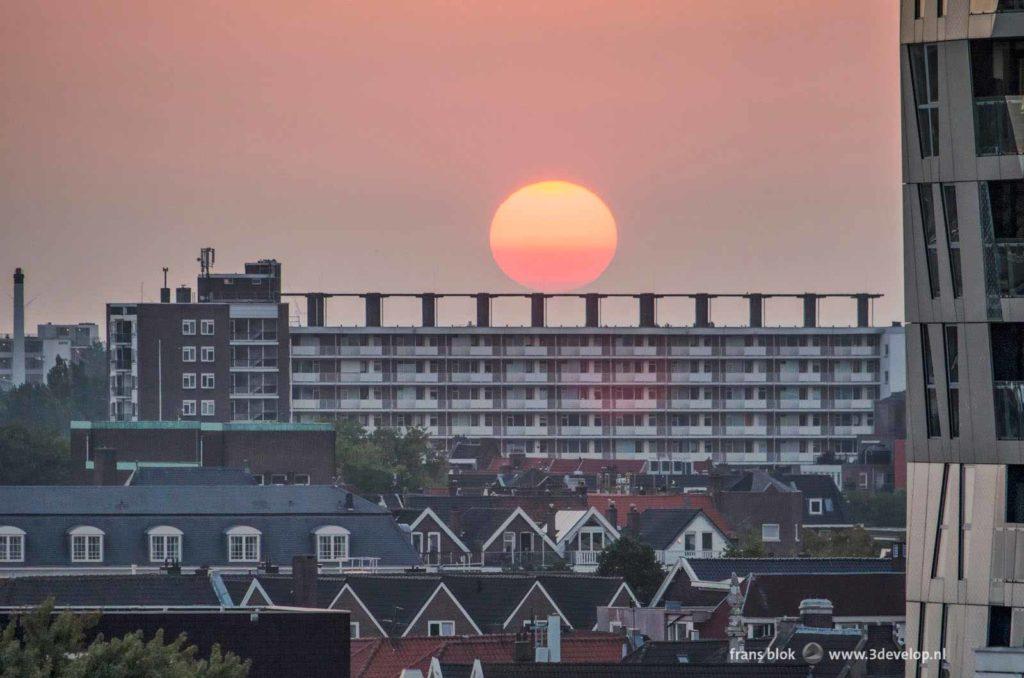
left=290, top=343, right=881, bottom=359
left=290, top=370, right=878, bottom=385
left=289, top=397, right=876, bottom=412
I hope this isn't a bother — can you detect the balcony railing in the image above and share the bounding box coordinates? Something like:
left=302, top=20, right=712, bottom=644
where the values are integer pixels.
left=976, top=96, right=1024, bottom=156
left=568, top=550, right=601, bottom=566
left=995, top=382, right=1024, bottom=440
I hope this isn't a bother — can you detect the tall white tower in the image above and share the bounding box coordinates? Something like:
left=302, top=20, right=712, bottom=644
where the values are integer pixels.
left=12, top=268, right=25, bottom=387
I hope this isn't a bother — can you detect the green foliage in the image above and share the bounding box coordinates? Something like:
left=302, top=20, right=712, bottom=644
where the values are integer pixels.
left=722, top=530, right=769, bottom=558
left=0, top=344, right=108, bottom=437
left=800, top=526, right=879, bottom=557
left=0, top=425, right=74, bottom=485
left=0, top=600, right=249, bottom=677
left=334, top=419, right=447, bottom=494
left=595, top=536, right=665, bottom=603
left=844, top=490, right=907, bottom=528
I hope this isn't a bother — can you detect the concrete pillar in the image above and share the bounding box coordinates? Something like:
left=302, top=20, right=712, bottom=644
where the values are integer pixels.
left=803, top=294, right=818, bottom=328
left=638, top=294, right=656, bottom=327
left=856, top=294, right=870, bottom=327
left=748, top=294, right=763, bottom=328
left=306, top=294, right=326, bottom=327
left=476, top=293, right=491, bottom=327
left=12, top=268, right=24, bottom=387
left=421, top=293, right=437, bottom=327
left=365, top=293, right=382, bottom=327
left=584, top=294, right=601, bottom=327
left=694, top=294, right=710, bottom=328
left=530, top=293, right=545, bottom=327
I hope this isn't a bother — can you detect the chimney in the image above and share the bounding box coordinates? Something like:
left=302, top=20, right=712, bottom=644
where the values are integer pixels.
left=92, top=447, right=119, bottom=486
left=626, top=504, right=640, bottom=536
left=292, top=554, right=318, bottom=608
left=890, top=541, right=907, bottom=570
left=12, top=269, right=25, bottom=387
left=606, top=501, right=619, bottom=529
left=344, top=492, right=354, bottom=511
left=160, top=267, right=170, bottom=303
left=175, top=286, right=192, bottom=303
left=513, top=632, right=533, bottom=663
left=799, top=599, right=834, bottom=629
left=546, top=503, right=557, bottom=541
left=538, top=615, right=561, bottom=663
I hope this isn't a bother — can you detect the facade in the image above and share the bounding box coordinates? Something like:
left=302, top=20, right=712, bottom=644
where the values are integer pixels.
left=69, top=420, right=336, bottom=484
left=290, top=294, right=905, bottom=470
left=900, top=2, right=1024, bottom=675
left=0, top=322, right=98, bottom=391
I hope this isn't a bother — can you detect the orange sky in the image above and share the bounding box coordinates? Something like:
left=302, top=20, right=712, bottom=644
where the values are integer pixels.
left=0, top=1, right=902, bottom=329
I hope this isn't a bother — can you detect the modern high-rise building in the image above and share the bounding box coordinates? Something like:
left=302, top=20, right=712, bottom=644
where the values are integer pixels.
left=901, top=1, right=1024, bottom=675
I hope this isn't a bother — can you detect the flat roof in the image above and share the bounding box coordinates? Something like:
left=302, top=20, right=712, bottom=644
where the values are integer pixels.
left=70, top=421, right=332, bottom=432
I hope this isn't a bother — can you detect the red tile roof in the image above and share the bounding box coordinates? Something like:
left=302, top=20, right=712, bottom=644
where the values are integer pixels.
left=483, top=457, right=647, bottom=474
left=350, top=633, right=626, bottom=678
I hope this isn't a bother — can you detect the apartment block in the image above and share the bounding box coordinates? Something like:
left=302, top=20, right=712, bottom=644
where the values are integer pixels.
left=901, top=1, right=1024, bottom=675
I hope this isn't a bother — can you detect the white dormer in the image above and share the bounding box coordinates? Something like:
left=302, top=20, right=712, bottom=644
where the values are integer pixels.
left=147, top=525, right=183, bottom=563
left=314, top=525, right=350, bottom=562
left=226, top=525, right=261, bottom=562
left=68, top=525, right=104, bottom=563
left=0, top=526, right=26, bottom=563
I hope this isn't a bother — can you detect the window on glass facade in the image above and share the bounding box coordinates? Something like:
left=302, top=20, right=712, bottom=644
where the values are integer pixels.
left=922, top=326, right=941, bottom=438
left=940, top=184, right=962, bottom=298
left=991, top=324, right=1024, bottom=439
left=982, top=180, right=1024, bottom=297
left=909, top=43, right=939, bottom=157
left=971, top=40, right=1024, bottom=154
left=943, top=325, right=959, bottom=438
left=919, top=185, right=941, bottom=298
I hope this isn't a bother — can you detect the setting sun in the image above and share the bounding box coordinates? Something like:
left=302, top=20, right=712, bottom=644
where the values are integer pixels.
left=489, top=180, right=617, bottom=292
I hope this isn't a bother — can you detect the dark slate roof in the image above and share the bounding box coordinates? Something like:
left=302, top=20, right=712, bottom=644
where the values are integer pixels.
left=536, top=575, right=627, bottom=629
left=221, top=574, right=347, bottom=608
left=473, top=663, right=808, bottom=677
left=686, top=557, right=904, bottom=582
left=344, top=575, right=442, bottom=635
left=456, top=508, right=518, bottom=551
left=0, top=485, right=381, bottom=515
left=781, top=474, right=848, bottom=525
left=726, top=470, right=797, bottom=493
left=623, top=640, right=770, bottom=665
left=742, top=573, right=905, bottom=618
left=126, top=467, right=257, bottom=486
left=0, top=575, right=222, bottom=608
left=403, top=495, right=507, bottom=523
left=637, top=509, right=702, bottom=550
left=441, top=575, right=537, bottom=632
left=772, top=628, right=866, bottom=677
left=0, top=486, right=420, bottom=568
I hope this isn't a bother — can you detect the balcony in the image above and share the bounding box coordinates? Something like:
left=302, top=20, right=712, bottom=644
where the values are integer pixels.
left=318, top=557, right=381, bottom=572
left=670, top=425, right=713, bottom=436
left=724, top=425, right=768, bottom=435
left=450, top=425, right=495, bottom=436
left=992, top=241, right=1024, bottom=297
left=505, top=399, right=548, bottom=409
left=670, top=372, right=712, bottom=383
left=613, top=399, right=657, bottom=410
left=778, top=425, right=822, bottom=436
left=568, top=550, right=601, bottom=567
left=505, top=426, right=549, bottom=436
left=506, top=345, right=548, bottom=356
left=669, top=346, right=712, bottom=356
left=670, top=399, right=713, bottom=409
left=614, top=426, right=657, bottom=436
left=975, top=96, right=1024, bottom=156
left=560, top=426, right=603, bottom=436
left=560, top=372, right=603, bottom=383
left=506, top=372, right=548, bottom=383
left=395, top=371, right=439, bottom=383
left=995, top=382, right=1024, bottom=440
left=614, top=372, right=657, bottom=383
left=560, top=399, right=604, bottom=410
left=450, top=399, right=494, bottom=410
left=451, top=373, right=493, bottom=383
left=833, top=399, right=873, bottom=409
left=778, top=399, right=822, bottom=409
left=615, top=345, right=657, bottom=356
left=395, top=399, right=438, bottom=409
left=724, top=399, right=767, bottom=410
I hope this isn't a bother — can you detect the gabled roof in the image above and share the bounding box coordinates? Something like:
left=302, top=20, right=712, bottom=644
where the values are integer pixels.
left=636, top=509, right=703, bottom=550
left=555, top=507, right=619, bottom=546
left=465, top=663, right=807, bottom=677
left=402, top=583, right=483, bottom=636
left=441, top=575, right=538, bottom=632
left=781, top=474, right=849, bottom=526
left=725, top=470, right=797, bottom=493
left=586, top=494, right=734, bottom=536
left=685, top=557, right=904, bottom=582
left=344, top=575, right=442, bottom=636
left=0, top=574, right=222, bottom=608
left=623, top=639, right=770, bottom=665
left=409, top=507, right=471, bottom=553
left=742, top=573, right=905, bottom=619
left=536, top=575, right=634, bottom=630
left=473, top=507, right=559, bottom=553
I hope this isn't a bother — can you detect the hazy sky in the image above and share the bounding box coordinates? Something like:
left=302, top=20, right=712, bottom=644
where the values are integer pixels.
left=0, top=1, right=901, bottom=332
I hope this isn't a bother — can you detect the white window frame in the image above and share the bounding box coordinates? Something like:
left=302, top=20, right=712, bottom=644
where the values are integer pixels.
left=0, top=527, right=26, bottom=563
left=200, top=319, right=215, bottom=336
left=182, top=373, right=197, bottom=389
left=69, top=526, right=104, bottom=563
left=293, top=474, right=310, bottom=486
left=182, top=319, right=197, bottom=336
left=426, top=532, right=441, bottom=554
left=314, top=525, right=350, bottom=562
left=181, top=400, right=196, bottom=416
left=761, top=523, right=781, bottom=543
left=182, top=346, right=197, bottom=362
left=200, top=346, right=215, bottom=362
left=350, top=622, right=360, bottom=639
left=226, top=526, right=261, bottom=562
left=147, top=526, right=183, bottom=563
left=201, top=400, right=215, bottom=417
left=412, top=531, right=424, bottom=553
left=201, top=373, right=215, bottom=389
left=808, top=498, right=824, bottom=516
left=428, top=620, right=455, bottom=637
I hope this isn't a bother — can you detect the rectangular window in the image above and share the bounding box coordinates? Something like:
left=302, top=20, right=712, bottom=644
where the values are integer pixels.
left=932, top=463, right=950, bottom=578
left=761, top=523, right=780, bottom=542
left=317, top=534, right=348, bottom=561
left=919, top=185, right=941, bottom=298
left=412, top=532, right=423, bottom=553
left=71, top=535, right=103, bottom=563
left=183, top=373, right=197, bottom=389
left=201, top=400, right=215, bottom=416
left=428, top=621, right=455, bottom=637
left=909, top=44, right=939, bottom=158
left=971, top=40, right=1024, bottom=155
left=922, top=326, right=941, bottom=437
left=1007, top=465, right=1024, bottom=523
left=943, top=325, right=959, bottom=438
left=940, top=184, right=962, bottom=298
left=701, top=532, right=713, bottom=551
left=427, top=532, right=441, bottom=554
left=229, top=535, right=260, bottom=562
left=502, top=531, right=516, bottom=553
left=294, top=474, right=310, bottom=486
left=182, top=346, right=196, bottom=362
left=182, top=319, right=197, bottom=336
left=150, top=535, right=181, bottom=563
left=808, top=499, right=823, bottom=516
left=989, top=605, right=1012, bottom=647
left=0, top=535, right=24, bottom=562
left=957, top=465, right=966, bottom=580
left=201, top=346, right=215, bottom=362
left=201, top=373, right=215, bottom=389
left=992, top=324, right=1024, bottom=438
left=200, top=319, right=215, bottom=335
left=181, top=400, right=196, bottom=416
left=350, top=623, right=360, bottom=639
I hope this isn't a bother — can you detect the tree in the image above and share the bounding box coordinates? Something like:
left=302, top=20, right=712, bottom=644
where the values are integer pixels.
left=723, top=530, right=769, bottom=558
left=800, top=526, right=879, bottom=557
left=0, top=424, right=75, bottom=485
left=0, top=600, right=250, bottom=677
left=334, top=420, right=447, bottom=494
left=595, top=536, right=665, bottom=603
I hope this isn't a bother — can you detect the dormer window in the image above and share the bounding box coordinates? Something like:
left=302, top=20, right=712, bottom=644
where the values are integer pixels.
left=69, top=526, right=104, bottom=563
left=147, top=525, right=183, bottom=563
left=808, top=499, right=824, bottom=516
left=314, top=525, right=350, bottom=562
left=226, top=526, right=261, bottom=562
left=0, top=526, right=25, bottom=563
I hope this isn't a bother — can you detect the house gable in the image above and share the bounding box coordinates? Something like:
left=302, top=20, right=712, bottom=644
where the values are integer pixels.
left=329, top=584, right=388, bottom=637
left=239, top=579, right=273, bottom=607
left=402, top=583, right=482, bottom=637
left=410, top=508, right=471, bottom=554
left=502, top=581, right=571, bottom=631
left=480, top=508, right=559, bottom=554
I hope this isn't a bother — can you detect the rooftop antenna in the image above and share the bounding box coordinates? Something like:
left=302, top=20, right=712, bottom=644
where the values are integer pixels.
left=162, top=267, right=169, bottom=288
left=198, top=248, right=215, bottom=278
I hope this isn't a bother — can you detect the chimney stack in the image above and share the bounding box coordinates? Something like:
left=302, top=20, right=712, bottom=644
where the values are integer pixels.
left=12, top=269, right=25, bottom=387
left=626, top=504, right=640, bottom=536
left=799, top=599, right=834, bottom=629
left=292, top=555, right=318, bottom=608
left=160, top=267, right=170, bottom=303
left=606, top=501, right=619, bottom=529
left=92, top=448, right=119, bottom=486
